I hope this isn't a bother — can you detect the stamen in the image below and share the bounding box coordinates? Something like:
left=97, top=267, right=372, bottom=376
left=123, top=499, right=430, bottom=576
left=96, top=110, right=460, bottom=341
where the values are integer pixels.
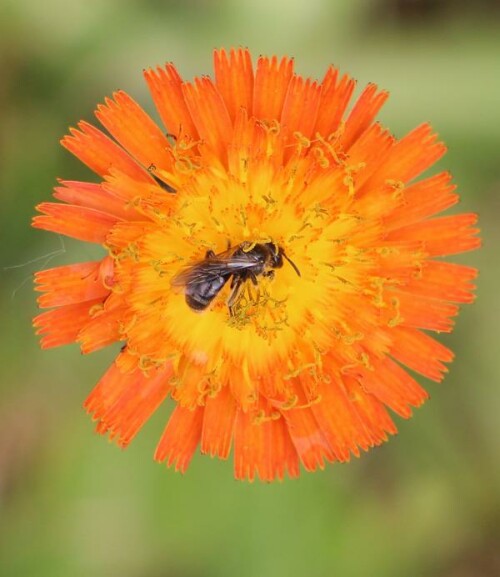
left=387, top=297, right=404, bottom=327
left=283, top=363, right=318, bottom=380
left=261, top=193, right=278, bottom=213
left=238, top=206, right=250, bottom=236
left=311, top=146, right=330, bottom=168
left=252, top=410, right=281, bottom=425
left=386, top=179, right=405, bottom=200
left=309, top=203, right=329, bottom=219
left=371, top=277, right=387, bottom=308
left=89, top=303, right=105, bottom=317
left=138, top=354, right=165, bottom=375
left=343, top=163, right=365, bottom=197
left=359, top=352, right=373, bottom=371
left=256, top=119, right=280, bottom=135
left=314, top=131, right=345, bottom=166
left=227, top=279, right=290, bottom=342
left=292, top=131, right=312, bottom=149
left=279, top=394, right=323, bottom=411
left=150, top=255, right=184, bottom=277
left=340, top=351, right=373, bottom=375
left=210, top=216, right=225, bottom=233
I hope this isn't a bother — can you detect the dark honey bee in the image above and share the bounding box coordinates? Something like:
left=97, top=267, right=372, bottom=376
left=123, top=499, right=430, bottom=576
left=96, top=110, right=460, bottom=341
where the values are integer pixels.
left=171, top=242, right=300, bottom=314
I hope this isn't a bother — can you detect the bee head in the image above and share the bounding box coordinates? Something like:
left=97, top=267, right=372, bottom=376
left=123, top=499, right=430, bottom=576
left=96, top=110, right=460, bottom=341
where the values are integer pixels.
left=267, top=243, right=284, bottom=268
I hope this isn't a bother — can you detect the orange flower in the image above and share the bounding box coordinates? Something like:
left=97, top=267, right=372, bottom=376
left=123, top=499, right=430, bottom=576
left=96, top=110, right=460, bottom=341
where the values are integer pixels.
left=33, top=48, right=480, bottom=481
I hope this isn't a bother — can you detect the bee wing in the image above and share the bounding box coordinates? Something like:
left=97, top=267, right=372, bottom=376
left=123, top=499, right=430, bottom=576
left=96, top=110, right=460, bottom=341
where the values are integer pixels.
left=169, top=258, right=252, bottom=288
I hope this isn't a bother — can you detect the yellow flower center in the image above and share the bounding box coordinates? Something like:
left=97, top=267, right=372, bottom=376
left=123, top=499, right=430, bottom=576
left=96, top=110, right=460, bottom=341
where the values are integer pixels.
left=108, top=121, right=388, bottom=408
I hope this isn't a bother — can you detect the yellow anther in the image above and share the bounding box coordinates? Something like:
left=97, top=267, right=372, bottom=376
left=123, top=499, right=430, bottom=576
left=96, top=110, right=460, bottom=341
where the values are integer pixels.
left=343, top=173, right=355, bottom=196
left=386, top=179, right=405, bottom=200
left=311, top=146, right=330, bottom=168
left=257, top=118, right=280, bottom=135
left=281, top=395, right=299, bottom=410
left=388, top=297, right=404, bottom=327
left=293, top=131, right=312, bottom=148
left=253, top=410, right=281, bottom=425
left=377, top=246, right=399, bottom=256
left=280, top=394, right=322, bottom=411
left=138, top=355, right=163, bottom=374
left=283, top=363, right=317, bottom=380
left=309, top=203, right=329, bottom=219
left=359, top=352, right=373, bottom=371
left=88, top=303, right=105, bottom=317
left=314, top=131, right=345, bottom=165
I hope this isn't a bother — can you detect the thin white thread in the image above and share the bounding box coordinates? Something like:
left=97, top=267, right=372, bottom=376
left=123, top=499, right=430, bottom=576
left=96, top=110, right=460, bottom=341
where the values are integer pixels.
left=4, top=236, right=66, bottom=300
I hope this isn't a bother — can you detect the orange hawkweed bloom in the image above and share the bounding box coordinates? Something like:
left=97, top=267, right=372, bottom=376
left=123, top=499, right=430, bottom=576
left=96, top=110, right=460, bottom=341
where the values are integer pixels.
left=33, top=49, right=480, bottom=481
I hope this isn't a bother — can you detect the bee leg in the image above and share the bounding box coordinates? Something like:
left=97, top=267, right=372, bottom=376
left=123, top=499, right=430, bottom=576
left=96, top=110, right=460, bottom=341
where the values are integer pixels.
left=249, top=271, right=259, bottom=286
left=227, top=277, right=243, bottom=316
left=262, top=270, right=275, bottom=280
left=205, top=249, right=216, bottom=259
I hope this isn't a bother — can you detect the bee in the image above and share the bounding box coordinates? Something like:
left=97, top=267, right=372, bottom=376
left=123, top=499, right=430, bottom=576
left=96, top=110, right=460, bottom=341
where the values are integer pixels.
left=171, top=242, right=301, bottom=315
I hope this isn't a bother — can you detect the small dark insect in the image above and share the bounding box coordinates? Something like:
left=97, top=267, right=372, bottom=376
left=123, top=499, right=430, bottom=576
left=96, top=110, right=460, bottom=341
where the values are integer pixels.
left=171, top=242, right=301, bottom=315
left=147, top=163, right=176, bottom=193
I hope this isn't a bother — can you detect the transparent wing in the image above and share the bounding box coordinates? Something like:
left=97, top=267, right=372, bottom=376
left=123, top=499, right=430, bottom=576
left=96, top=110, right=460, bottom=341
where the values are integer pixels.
left=170, top=253, right=259, bottom=288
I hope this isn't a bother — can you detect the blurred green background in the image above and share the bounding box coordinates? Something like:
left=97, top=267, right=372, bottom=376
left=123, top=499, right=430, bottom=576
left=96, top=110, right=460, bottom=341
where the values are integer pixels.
left=1, top=1, right=498, bottom=576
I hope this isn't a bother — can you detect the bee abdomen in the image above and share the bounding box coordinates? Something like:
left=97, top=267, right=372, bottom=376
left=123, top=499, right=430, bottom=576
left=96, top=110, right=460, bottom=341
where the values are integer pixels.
left=185, top=293, right=211, bottom=311
left=185, top=277, right=228, bottom=311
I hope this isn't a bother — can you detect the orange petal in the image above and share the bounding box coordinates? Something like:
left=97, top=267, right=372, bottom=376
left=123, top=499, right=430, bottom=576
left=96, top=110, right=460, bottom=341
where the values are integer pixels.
left=233, top=403, right=299, bottom=482
left=182, top=77, right=233, bottom=163
left=362, top=123, right=446, bottom=193
left=346, top=122, right=395, bottom=190
left=170, top=358, right=207, bottom=409
left=78, top=305, right=123, bottom=354
left=201, top=385, right=237, bottom=459
left=253, top=55, right=294, bottom=120
left=357, top=357, right=429, bottom=418
left=33, top=298, right=103, bottom=349
left=405, top=261, right=477, bottom=304
left=388, top=213, right=480, bottom=256
left=343, top=376, right=397, bottom=440
left=311, top=375, right=374, bottom=461
left=390, top=123, right=447, bottom=183
left=61, top=121, right=150, bottom=182
left=95, top=91, right=173, bottom=173
left=154, top=405, right=204, bottom=473
left=227, top=107, right=252, bottom=178
left=384, top=172, right=458, bottom=230
left=106, top=220, right=157, bottom=252
left=315, top=66, right=356, bottom=137
left=101, top=166, right=177, bottom=204
left=389, top=326, right=454, bottom=382
left=33, top=202, right=121, bottom=243
left=53, top=180, right=142, bottom=220
left=341, top=83, right=389, bottom=150
left=281, top=75, right=322, bottom=140
left=370, top=239, right=424, bottom=281
left=144, top=63, right=199, bottom=139
left=386, top=290, right=459, bottom=332
left=85, top=360, right=172, bottom=447
left=279, top=379, right=335, bottom=471
left=214, top=47, right=254, bottom=121
left=34, top=260, right=110, bottom=308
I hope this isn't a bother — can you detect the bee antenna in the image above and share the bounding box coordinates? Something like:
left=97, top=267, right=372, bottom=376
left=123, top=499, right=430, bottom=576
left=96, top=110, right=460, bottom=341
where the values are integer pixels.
left=282, top=250, right=301, bottom=277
